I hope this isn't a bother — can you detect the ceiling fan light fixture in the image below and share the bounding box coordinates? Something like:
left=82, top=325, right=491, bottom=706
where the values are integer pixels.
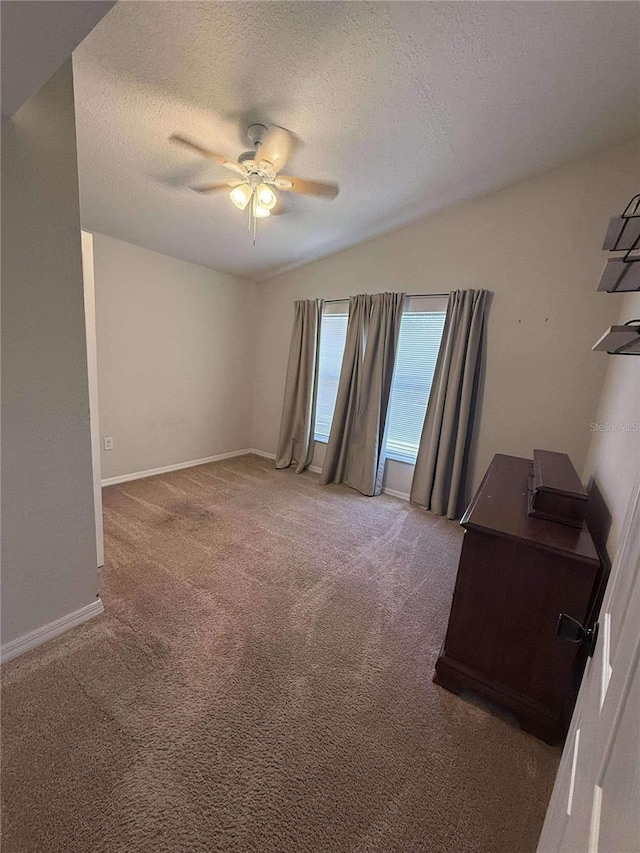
left=230, top=184, right=252, bottom=210
left=170, top=124, right=339, bottom=243
left=257, top=183, right=277, bottom=210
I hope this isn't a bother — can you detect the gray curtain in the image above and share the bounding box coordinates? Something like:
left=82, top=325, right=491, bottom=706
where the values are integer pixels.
left=320, top=292, right=405, bottom=496
left=275, top=299, right=323, bottom=473
left=410, top=289, right=488, bottom=519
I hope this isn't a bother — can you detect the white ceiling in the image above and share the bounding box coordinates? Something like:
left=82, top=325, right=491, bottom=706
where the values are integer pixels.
left=73, top=1, right=640, bottom=282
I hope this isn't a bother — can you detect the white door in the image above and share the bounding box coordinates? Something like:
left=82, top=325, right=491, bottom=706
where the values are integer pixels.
left=538, top=477, right=640, bottom=852
left=81, top=231, right=104, bottom=568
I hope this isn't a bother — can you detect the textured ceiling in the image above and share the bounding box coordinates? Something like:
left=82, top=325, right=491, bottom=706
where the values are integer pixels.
left=73, top=1, right=640, bottom=281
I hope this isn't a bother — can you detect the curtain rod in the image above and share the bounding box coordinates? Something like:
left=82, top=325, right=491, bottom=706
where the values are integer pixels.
left=323, top=293, right=448, bottom=304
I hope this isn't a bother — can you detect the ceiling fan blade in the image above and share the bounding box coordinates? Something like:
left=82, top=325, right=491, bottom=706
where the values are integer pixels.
left=169, top=134, right=246, bottom=175
left=191, top=181, right=241, bottom=194
left=275, top=176, right=339, bottom=199
left=257, top=126, right=298, bottom=174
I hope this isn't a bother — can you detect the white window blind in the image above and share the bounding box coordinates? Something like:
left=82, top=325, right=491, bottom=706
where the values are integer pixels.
left=314, top=301, right=349, bottom=442
left=385, top=297, right=447, bottom=463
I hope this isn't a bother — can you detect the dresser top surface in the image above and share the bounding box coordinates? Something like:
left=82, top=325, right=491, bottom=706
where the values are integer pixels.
left=461, top=454, right=599, bottom=564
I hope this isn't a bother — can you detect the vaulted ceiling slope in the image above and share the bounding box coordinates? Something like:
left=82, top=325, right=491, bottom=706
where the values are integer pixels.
left=1, top=0, right=115, bottom=117
left=73, top=1, right=640, bottom=281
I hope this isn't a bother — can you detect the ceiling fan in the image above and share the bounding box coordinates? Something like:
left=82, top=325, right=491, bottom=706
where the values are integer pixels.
left=169, top=124, right=339, bottom=242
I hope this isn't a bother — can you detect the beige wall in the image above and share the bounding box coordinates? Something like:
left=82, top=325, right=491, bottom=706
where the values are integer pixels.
left=583, top=292, right=640, bottom=562
left=92, top=233, right=257, bottom=480
left=251, top=138, right=640, bottom=501
left=1, top=61, right=99, bottom=645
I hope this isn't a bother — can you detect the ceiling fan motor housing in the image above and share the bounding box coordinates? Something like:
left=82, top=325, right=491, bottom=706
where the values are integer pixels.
left=246, top=123, right=269, bottom=148
left=239, top=126, right=276, bottom=179
left=238, top=151, right=276, bottom=180
left=238, top=150, right=258, bottom=165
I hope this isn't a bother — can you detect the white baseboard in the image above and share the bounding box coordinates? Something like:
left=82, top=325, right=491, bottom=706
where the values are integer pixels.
left=251, top=451, right=410, bottom=500
left=1, top=599, right=104, bottom=664
left=102, top=448, right=411, bottom=503
left=309, top=462, right=413, bottom=500
left=101, top=449, right=254, bottom=486
left=382, top=486, right=410, bottom=501
left=249, top=448, right=276, bottom=461
left=306, top=463, right=409, bottom=500
left=250, top=448, right=318, bottom=471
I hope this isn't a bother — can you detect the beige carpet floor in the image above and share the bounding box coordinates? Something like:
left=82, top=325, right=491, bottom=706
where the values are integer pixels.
left=1, top=454, right=560, bottom=852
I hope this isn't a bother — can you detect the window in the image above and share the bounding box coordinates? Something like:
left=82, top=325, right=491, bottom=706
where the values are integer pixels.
left=314, top=296, right=446, bottom=462
left=385, top=297, right=447, bottom=463
left=314, top=301, right=349, bottom=442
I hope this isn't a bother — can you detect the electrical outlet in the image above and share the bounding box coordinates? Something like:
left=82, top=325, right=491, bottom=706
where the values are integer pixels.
left=103, top=437, right=114, bottom=451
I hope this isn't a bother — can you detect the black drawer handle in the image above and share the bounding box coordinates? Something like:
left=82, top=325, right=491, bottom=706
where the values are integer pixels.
left=557, top=613, right=599, bottom=658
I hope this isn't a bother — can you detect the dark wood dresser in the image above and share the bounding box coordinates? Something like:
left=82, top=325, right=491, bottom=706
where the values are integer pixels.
left=434, top=453, right=601, bottom=743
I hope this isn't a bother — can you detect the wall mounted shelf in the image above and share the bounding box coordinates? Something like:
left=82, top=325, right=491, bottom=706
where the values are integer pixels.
left=596, top=194, right=640, bottom=293
left=592, top=321, right=640, bottom=356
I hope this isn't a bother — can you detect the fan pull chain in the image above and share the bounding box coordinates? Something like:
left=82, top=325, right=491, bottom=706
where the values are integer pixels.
left=253, top=192, right=257, bottom=246
left=245, top=189, right=258, bottom=245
